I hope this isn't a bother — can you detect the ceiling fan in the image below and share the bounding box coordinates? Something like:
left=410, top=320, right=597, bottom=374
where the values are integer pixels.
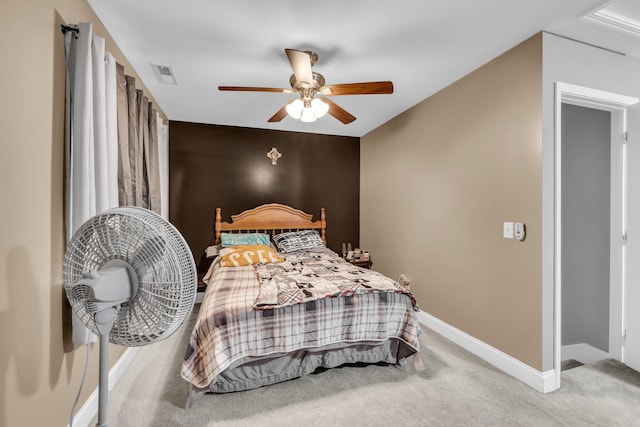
left=219, top=49, right=393, bottom=124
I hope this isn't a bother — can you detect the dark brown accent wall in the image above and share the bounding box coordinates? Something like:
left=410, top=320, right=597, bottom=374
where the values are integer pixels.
left=169, top=121, right=360, bottom=270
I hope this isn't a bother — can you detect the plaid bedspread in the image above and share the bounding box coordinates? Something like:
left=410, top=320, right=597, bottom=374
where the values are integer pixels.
left=181, top=249, right=420, bottom=390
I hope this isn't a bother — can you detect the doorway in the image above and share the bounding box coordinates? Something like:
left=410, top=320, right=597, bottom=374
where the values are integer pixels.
left=560, top=104, right=611, bottom=366
left=553, top=82, right=639, bottom=389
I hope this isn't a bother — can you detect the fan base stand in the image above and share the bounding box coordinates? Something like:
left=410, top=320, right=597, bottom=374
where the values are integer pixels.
left=97, top=332, right=110, bottom=427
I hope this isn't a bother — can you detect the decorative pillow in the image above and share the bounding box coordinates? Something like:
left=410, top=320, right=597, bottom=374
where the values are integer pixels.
left=219, top=245, right=283, bottom=267
left=273, top=230, right=325, bottom=253
left=221, top=232, right=270, bottom=247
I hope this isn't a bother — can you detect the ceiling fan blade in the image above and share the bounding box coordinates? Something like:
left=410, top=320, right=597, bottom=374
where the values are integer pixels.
left=285, top=49, right=314, bottom=86
left=218, top=86, right=290, bottom=93
left=323, top=81, right=394, bottom=96
left=322, top=98, right=356, bottom=124
left=268, top=104, right=289, bottom=122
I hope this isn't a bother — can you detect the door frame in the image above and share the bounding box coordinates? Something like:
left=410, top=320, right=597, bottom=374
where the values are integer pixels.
left=554, top=82, right=638, bottom=389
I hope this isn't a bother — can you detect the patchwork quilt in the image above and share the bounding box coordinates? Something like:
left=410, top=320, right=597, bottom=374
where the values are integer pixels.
left=253, top=250, right=418, bottom=309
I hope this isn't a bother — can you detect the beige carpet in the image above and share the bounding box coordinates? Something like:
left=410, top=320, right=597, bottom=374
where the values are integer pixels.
left=91, top=308, right=640, bottom=426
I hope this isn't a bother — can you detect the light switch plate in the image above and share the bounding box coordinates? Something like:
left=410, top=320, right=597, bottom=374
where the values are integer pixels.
left=503, top=222, right=514, bottom=239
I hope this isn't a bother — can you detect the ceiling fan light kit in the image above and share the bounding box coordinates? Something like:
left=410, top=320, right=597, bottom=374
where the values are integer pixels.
left=219, top=48, right=393, bottom=124
left=286, top=98, right=329, bottom=122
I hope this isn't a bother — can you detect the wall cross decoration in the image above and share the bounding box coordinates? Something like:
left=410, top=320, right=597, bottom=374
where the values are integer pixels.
left=267, top=147, right=282, bottom=165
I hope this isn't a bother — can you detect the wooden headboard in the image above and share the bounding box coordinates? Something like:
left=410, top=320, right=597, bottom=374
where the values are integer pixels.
left=215, top=203, right=326, bottom=244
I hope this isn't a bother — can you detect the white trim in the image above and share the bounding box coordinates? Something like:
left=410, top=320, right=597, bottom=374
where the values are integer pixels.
left=417, top=310, right=557, bottom=393
left=558, top=83, right=639, bottom=111
left=553, top=82, right=638, bottom=391
left=561, top=343, right=609, bottom=364
left=69, top=347, right=140, bottom=427
left=609, top=109, right=627, bottom=363
left=553, top=84, right=563, bottom=391
left=584, top=8, right=640, bottom=39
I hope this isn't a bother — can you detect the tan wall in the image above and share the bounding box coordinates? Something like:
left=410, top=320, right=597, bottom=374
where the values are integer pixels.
left=0, top=1, right=164, bottom=426
left=361, top=34, right=543, bottom=370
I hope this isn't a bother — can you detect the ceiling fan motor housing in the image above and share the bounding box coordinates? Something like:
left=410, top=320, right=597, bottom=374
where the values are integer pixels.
left=289, top=72, right=325, bottom=96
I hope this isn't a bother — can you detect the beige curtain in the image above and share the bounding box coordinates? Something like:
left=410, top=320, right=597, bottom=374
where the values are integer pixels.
left=116, top=64, right=161, bottom=213
left=147, top=109, right=161, bottom=212
left=116, top=64, right=132, bottom=206
left=157, top=112, right=170, bottom=220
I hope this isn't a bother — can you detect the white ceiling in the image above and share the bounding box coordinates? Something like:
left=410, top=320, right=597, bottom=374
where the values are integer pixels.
left=87, top=0, right=640, bottom=137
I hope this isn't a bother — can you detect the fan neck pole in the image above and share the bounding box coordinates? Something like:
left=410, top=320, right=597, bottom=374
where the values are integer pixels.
left=97, top=333, right=110, bottom=427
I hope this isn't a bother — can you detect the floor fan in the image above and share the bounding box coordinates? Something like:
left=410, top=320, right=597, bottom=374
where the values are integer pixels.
left=64, top=207, right=197, bottom=427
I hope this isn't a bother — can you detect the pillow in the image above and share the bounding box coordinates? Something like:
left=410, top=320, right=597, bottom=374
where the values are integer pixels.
left=219, top=245, right=284, bottom=267
left=205, top=245, right=220, bottom=258
left=273, top=230, right=325, bottom=253
left=221, top=232, right=270, bottom=247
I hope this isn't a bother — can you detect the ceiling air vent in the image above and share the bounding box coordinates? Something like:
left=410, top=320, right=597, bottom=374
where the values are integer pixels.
left=151, top=63, right=177, bottom=85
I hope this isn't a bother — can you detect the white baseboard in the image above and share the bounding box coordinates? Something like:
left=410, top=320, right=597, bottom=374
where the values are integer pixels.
left=69, top=346, right=140, bottom=427
left=561, top=343, right=609, bottom=364
left=416, top=310, right=557, bottom=393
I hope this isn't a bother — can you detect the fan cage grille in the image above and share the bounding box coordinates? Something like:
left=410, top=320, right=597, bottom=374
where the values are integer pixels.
left=64, top=207, right=197, bottom=346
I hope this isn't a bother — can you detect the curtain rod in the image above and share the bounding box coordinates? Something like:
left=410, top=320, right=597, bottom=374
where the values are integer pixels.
left=60, top=24, right=79, bottom=38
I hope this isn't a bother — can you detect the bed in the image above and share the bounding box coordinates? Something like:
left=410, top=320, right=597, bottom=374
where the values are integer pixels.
left=181, top=203, right=421, bottom=403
